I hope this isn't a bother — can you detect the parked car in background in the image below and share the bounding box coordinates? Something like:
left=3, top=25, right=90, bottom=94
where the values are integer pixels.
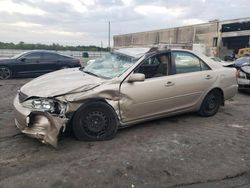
left=234, top=56, right=250, bottom=68
left=13, top=47, right=237, bottom=147
left=224, top=54, right=235, bottom=62
left=0, top=50, right=81, bottom=79
left=237, top=63, right=250, bottom=91
left=237, top=48, right=250, bottom=58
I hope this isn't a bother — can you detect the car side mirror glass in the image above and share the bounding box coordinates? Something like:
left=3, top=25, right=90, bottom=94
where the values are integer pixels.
left=128, top=73, right=145, bottom=83
left=20, top=58, right=26, bottom=62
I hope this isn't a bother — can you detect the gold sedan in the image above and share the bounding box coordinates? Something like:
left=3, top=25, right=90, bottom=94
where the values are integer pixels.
left=13, top=47, right=238, bottom=147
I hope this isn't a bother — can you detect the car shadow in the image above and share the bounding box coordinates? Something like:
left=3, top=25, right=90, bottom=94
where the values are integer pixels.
left=238, top=89, right=250, bottom=95
left=57, top=112, right=197, bottom=149
left=117, top=112, right=197, bottom=134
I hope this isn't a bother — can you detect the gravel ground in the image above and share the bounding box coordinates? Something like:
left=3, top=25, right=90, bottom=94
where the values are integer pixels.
left=0, top=79, right=250, bottom=188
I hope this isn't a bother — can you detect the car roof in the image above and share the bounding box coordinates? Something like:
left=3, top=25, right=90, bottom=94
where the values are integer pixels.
left=114, top=47, right=222, bottom=69
left=237, top=56, right=250, bottom=60
left=114, top=48, right=150, bottom=58
left=22, top=50, right=74, bottom=58
left=114, top=47, right=203, bottom=57
left=25, top=50, right=57, bottom=53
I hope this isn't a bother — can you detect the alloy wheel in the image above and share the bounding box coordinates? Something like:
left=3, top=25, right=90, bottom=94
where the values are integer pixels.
left=0, top=67, right=11, bottom=79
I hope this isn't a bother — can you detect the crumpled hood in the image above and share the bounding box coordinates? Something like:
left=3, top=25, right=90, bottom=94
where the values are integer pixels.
left=21, top=68, right=104, bottom=97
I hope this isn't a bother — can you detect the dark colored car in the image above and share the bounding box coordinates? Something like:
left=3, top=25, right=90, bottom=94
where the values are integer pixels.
left=224, top=54, right=235, bottom=62
left=237, top=63, right=250, bottom=91
left=234, top=56, right=250, bottom=68
left=0, top=50, right=81, bottom=79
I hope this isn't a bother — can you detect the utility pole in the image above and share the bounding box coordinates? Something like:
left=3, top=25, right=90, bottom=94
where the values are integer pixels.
left=108, top=21, right=111, bottom=51
left=100, top=41, right=103, bottom=56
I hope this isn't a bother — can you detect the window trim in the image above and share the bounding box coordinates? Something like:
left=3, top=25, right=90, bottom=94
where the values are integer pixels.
left=21, top=52, right=42, bottom=62
left=133, top=51, right=172, bottom=80
left=171, top=50, right=211, bottom=75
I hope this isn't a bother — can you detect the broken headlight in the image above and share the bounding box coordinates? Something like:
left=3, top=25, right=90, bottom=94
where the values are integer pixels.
left=22, top=98, right=65, bottom=114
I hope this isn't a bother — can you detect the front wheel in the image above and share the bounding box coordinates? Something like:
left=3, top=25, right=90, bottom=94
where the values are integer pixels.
left=72, top=101, right=118, bottom=141
left=0, top=66, right=11, bottom=80
left=198, top=90, right=222, bottom=117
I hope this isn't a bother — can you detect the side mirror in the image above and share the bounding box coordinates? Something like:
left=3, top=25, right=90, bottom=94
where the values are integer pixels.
left=128, top=73, right=145, bottom=83
left=20, top=58, right=26, bottom=62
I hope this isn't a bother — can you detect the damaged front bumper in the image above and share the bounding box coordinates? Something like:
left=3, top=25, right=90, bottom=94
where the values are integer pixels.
left=13, top=96, right=68, bottom=148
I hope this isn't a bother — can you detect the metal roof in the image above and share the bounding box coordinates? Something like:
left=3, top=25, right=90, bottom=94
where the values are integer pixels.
left=114, top=47, right=150, bottom=58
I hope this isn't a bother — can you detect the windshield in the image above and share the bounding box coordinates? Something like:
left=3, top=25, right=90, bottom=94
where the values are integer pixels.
left=11, top=51, right=28, bottom=59
left=82, top=52, right=137, bottom=79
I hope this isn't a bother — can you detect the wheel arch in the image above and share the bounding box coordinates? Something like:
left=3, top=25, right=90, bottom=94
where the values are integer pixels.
left=0, top=65, right=12, bottom=70
left=208, top=87, right=225, bottom=106
left=68, top=97, right=119, bottom=123
left=71, top=98, right=119, bottom=141
left=0, top=65, right=13, bottom=79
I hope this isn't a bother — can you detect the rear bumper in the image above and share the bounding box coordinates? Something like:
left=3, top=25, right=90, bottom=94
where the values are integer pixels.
left=238, top=84, right=250, bottom=90
left=13, top=95, right=68, bottom=147
left=223, top=84, right=238, bottom=100
left=237, top=78, right=250, bottom=90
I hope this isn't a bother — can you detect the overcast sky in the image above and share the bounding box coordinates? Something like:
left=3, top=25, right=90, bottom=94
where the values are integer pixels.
left=0, top=0, right=249, bottom=47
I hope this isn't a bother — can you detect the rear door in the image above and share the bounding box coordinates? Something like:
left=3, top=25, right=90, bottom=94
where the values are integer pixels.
left=39, top=52, right=61, bottom=72
left=168, top=51, right=217, bottom=109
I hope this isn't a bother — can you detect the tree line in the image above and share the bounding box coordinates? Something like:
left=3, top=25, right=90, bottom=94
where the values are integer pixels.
left=0, top=41, right=109, bottom=51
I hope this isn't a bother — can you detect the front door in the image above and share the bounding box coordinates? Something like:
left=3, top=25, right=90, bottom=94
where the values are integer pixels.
left=15, top=52, right=43, bottom=76
left=119, top=52, right=176, bottom=122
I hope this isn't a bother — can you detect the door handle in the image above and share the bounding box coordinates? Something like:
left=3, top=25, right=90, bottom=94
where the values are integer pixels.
left=205, top=75, right=213, bottom=80
left=165, top=81, right=175, bottom=87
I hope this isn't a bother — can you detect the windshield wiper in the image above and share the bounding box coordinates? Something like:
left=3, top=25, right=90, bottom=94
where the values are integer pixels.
left=80, top=68, right=111, bottom=79
left=82, top=70, right=100, bottom=77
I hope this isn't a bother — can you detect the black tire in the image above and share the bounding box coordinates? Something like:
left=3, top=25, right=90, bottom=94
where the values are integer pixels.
left=72, top=101, right=118, bottom=141
left=198, top=90, right=222, bottom=117
left=0, top=66, right=11, bottom=80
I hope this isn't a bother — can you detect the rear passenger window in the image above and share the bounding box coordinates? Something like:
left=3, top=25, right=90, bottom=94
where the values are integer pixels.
left=43, top=52, right=60, bottom=60
left=24, top=52, right=41, bottom=60
left=173, top=51, right=210, bottom=74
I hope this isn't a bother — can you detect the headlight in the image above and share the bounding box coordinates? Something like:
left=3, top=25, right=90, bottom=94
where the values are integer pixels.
left=22, top=98, right=64, bottom=114
left=32, top=99, right=54, bottom=111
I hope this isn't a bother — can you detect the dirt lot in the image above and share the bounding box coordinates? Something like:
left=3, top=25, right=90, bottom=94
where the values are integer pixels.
left=0, top=79, right=250, bottom=188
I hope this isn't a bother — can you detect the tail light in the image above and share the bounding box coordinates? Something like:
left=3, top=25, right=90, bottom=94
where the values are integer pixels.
left=236, top=69, right=247, bottom=79
left=236, top=69, right=240, bottom=78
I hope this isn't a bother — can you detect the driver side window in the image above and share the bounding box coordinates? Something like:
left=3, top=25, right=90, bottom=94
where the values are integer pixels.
left=135, top=54, right=169, bottom=79
left=23, top=52, right=41, bottom=61
left=20, top=52, right=41, bottom=63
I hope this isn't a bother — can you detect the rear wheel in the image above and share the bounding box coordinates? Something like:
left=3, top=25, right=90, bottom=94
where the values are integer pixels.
left=72, top=101, right=118, bottom=141
left=0, top=66, right=11, bottom=80
left=198, top=90, right=222, bottom=117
